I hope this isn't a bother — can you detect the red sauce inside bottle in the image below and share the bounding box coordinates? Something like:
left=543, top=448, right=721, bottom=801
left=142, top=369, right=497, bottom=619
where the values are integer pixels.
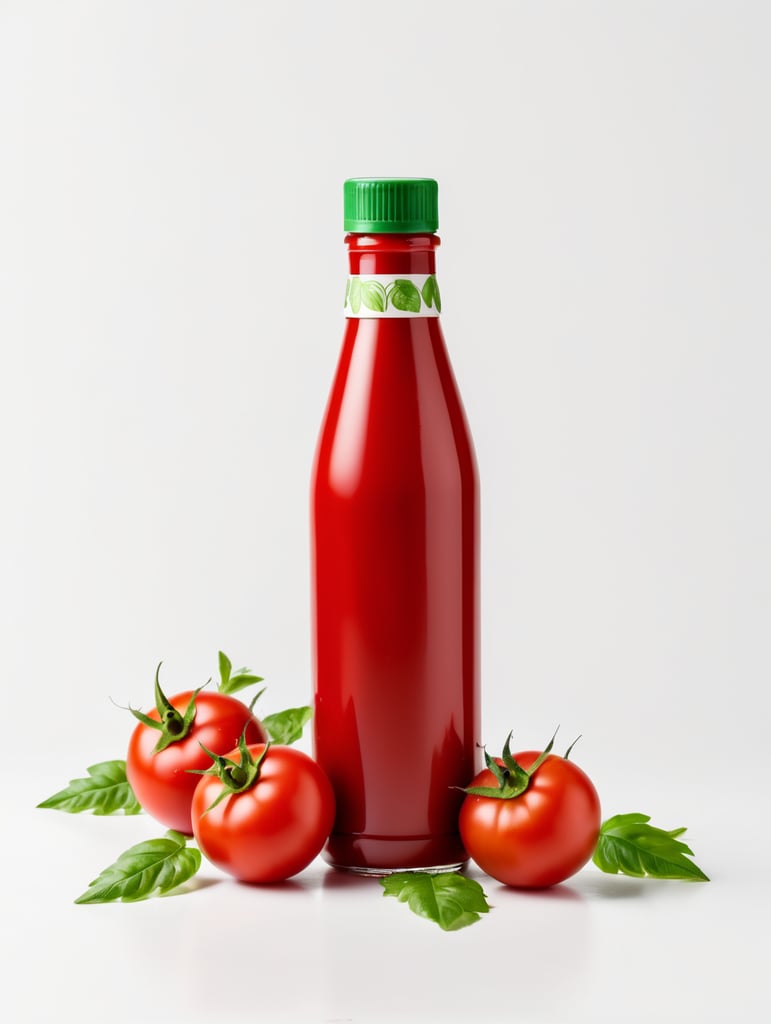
left=311, top=232, right=480, bottom=872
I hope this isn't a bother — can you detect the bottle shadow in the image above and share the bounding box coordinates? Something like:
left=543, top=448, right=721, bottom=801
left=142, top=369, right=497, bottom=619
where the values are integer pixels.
left=321, top=866, right=384, bottom=891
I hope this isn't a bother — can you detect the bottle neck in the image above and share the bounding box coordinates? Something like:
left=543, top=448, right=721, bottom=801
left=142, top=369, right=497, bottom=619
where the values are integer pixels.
left=346, top=233, right=439, bottom=275
left=344, top=234, right=441, bottom=319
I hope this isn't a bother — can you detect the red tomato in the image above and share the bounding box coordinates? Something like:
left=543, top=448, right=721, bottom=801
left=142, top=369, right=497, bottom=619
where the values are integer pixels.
left=126, top=691, right=266, bottom=834
left=191, top=744, right=335, bottom=884
left=459, top=750, right=601, bottom=888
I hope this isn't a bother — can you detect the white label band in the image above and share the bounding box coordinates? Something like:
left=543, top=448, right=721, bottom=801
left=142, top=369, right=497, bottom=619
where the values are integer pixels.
left=344, top=274, right=441, bottom=318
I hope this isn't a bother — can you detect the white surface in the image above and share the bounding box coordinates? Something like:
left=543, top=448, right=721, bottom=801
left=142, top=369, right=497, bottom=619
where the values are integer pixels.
left=9, top=788, right=771, bottom=1023
left=1, top=1, right=770, bottom=1021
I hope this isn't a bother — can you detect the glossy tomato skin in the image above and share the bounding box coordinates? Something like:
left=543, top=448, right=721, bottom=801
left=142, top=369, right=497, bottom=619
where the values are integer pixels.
left=459, top=751, right=601, bottom=888
left=191, top=744, right=335, bottom=884
left=126, top=691, right=266, bottom=834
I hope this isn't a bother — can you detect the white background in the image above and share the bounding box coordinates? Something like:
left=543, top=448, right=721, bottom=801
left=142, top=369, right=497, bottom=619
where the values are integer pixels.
left=1, top=1, right=770, bottom=1021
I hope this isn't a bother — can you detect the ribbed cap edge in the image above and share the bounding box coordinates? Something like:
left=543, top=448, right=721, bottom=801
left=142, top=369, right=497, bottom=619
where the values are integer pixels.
left=344, top=178, right=438, bottom=233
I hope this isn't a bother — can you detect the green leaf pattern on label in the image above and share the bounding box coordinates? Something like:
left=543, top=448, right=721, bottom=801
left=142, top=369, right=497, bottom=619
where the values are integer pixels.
left=345, top=275, right=441, bottom=316
left=361, top=280, right=387, bottom=312
left=388, top=279, right=421, bottom=312
left=349, top=277, right=362, bottom=314
left=421, top=274, right=441, bottom=312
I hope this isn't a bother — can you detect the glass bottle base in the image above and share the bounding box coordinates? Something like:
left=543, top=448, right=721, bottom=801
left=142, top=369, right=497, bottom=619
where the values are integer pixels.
left=329, top=861, right=466, bottom=878
left=323, top=832, right=468, bottom=876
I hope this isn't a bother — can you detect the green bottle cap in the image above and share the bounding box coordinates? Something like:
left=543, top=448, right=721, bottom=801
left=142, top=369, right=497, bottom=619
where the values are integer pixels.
left=343, top=178, right=438, bottom=233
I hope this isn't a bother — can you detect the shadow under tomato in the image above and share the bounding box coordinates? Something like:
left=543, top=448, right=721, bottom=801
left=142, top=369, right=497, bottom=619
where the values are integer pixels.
left=572, top=872, right=676, bottom=900
left=490, top=880, right=585, bottom=903
left=235, top=877, right=313, bottom=894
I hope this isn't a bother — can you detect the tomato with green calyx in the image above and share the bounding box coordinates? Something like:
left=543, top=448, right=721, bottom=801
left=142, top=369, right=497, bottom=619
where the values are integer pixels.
left=459, top=731, right=601, bottom=889
left=126, top=662, right=266, bottom=834
left=190, top=736, right=335, bottom=884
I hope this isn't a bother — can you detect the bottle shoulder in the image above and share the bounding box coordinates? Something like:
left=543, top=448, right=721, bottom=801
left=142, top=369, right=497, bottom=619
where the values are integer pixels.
left=312, top=319, right=477, bottom=499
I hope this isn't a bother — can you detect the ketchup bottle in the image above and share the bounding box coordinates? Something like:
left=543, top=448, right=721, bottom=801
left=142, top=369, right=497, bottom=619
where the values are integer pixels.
left=311, top=178, right=479, bottom=873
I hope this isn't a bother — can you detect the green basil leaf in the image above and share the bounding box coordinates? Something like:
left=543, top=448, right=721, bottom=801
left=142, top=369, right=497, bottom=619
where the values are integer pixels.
left=218, top=650, right=232, bottom=688
left=380, top=872, right=491, bottom=931
left=361, top=280, right=387, bottom=312
left=75, top=830, right=202, bottom=904
left=593, top=812, right=709, bottom=881
left=220, top=671, right=264, bottom=696
left=37, top=761, right=142, bottom=816
left=349, top=277, right=361, bottom=314
left=216, top=651, right=264, bottom=695
left=261, top=705, right=312, bottom=745
left=389, top=279, right=421, bottom=313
